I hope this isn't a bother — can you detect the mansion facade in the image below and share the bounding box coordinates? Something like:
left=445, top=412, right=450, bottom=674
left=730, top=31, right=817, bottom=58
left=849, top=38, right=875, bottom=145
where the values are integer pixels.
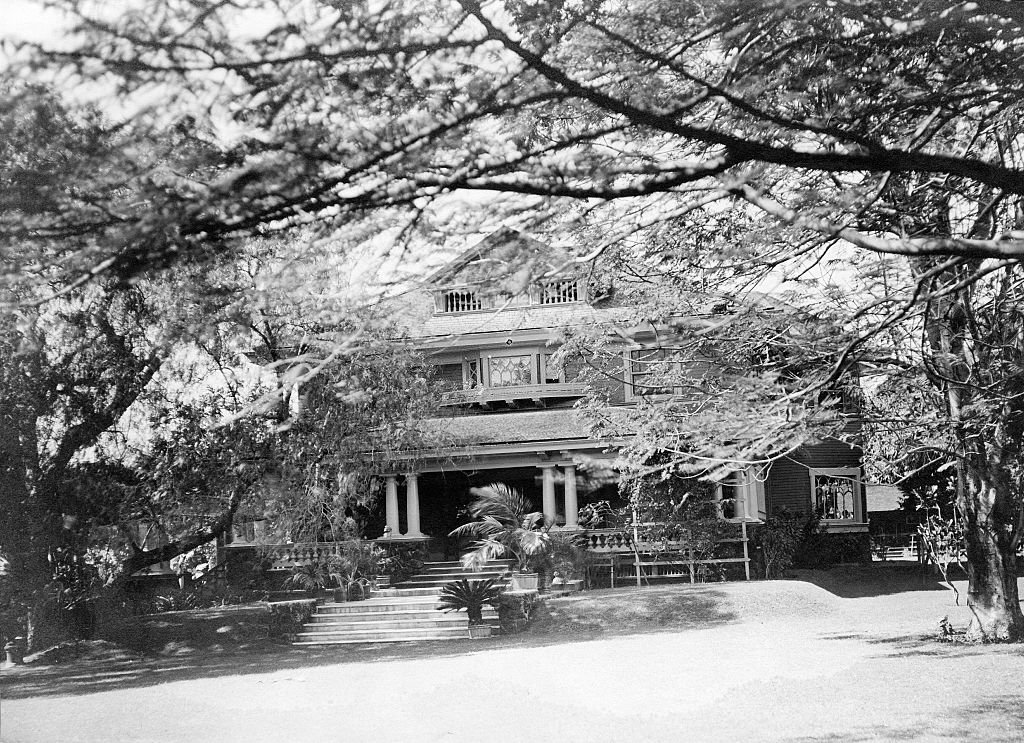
left=228, top=229, right=868, bottom=575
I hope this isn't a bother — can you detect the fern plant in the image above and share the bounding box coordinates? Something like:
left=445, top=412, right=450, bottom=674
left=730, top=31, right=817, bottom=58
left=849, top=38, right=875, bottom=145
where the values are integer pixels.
left=283, top=560, right=340, bottom=594
left=436, top=579, right=504, bottom=625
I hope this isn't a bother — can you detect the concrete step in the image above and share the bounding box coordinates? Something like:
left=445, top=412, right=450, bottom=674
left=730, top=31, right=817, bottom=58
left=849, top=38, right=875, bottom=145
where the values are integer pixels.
left=308, top=614, right=496, bottom=632
left=419, top=560, right=513, bottom=571
left=397, top=574, right=509, bottom=587
left=371, top=586, right=447, bottom=597
left=294, top=625, right=495, bottom=645
left=403, top=569, right=508, bottom=580
left=317, top=597, right=441, bottom=614
left=310, top=607, right=497, bottom=624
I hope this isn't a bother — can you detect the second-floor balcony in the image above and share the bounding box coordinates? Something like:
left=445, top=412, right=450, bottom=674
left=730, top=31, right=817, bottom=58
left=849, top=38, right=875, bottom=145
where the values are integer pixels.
left=440, top=381, right=588, bottom=407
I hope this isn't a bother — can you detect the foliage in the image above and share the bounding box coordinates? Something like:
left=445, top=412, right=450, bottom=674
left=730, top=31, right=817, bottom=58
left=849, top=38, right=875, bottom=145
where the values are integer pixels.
left=9, top=2, right=1024, bottom=288
left=330, top=541, right=384, bottom=599
left=496, top=591, right=543, bottom=635
left=282, top=543, right=382, bottom=599
left=436, top=579, right=504, bottom=625
left=379, top=543, right=428, bottom=585
left=916, top=494, right=968, bottom=604
left=266, top=599, right=318, bottom=641
left=541, top=531, right=592, bottom=584
left=11, top=0, right=1024, bottom=641
left=283, top=561, right=340, bottom=595
left=617, top=464, right=731, bottom=580
left=754, top=510, right=816, bottom=580
left=577, top=500, right=615, bottom=530
left=450, top=484, right=552, bottom=573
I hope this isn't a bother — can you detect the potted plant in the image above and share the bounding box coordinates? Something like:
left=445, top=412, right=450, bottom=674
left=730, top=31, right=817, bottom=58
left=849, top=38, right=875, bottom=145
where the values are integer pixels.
left=330, top=540, right=384, bottom=601
left=543, top=530, right=591, bottom=592
left=436, top=578, right=504, bottom=638
left=449, top=484, right=551, bottom=591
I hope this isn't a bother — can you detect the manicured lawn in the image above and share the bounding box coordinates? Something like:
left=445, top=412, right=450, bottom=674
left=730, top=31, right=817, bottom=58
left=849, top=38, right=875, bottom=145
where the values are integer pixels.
left=3, top=566, right=1024, bottom=742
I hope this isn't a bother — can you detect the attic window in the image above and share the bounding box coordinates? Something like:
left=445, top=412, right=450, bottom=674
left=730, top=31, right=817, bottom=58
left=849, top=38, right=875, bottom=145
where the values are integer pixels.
left=443, top=289, right=483, bottom=313
left=539, top=279, right=580, bottom=304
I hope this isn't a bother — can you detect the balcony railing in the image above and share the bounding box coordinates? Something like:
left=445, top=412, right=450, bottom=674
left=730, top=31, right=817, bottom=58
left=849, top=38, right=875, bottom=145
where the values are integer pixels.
left=441, top=381, right=587, bottom=406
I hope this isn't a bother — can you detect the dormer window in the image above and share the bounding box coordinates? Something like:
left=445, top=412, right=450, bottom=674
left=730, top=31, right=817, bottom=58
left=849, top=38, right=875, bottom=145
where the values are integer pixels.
left=539, top=279, right=580, bottom=305
left=443, top=289, right=482, bottom=313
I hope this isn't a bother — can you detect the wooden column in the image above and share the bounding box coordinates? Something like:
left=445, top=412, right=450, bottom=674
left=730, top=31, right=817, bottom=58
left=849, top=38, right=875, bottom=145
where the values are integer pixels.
left=384, top=475, right=400, bottom=538
left=540, top=464, right=557, bottom=526
left=404, top=473, right=424, bottom=537
left=563, top=463, right=579, bottom=528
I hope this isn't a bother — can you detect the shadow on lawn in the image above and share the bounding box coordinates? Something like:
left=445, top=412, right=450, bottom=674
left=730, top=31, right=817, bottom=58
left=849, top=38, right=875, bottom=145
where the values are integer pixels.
left=781, top=693, right=1024, bottom=742
left=0, top=585, right=737, bottom=700
left=789, top=564, right=957, bottom=599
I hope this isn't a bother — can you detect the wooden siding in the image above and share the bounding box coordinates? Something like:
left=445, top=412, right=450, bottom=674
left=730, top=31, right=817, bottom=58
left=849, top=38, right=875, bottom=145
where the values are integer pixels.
left=569, top=355, right=627, bottom=404
left=434, top=363, right=463, bottom=390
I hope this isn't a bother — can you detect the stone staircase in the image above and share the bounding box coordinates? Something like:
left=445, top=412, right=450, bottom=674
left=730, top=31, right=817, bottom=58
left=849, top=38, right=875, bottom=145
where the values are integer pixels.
left=293, top=559, right=512, bottom=646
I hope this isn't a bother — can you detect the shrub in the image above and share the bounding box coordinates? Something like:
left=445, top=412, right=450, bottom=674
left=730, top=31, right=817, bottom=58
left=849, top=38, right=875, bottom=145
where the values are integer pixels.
left=266, top=599, right=318, bottom=640
left=380, top=542, right=428, bottom=584
left=496, top=591, right=542, bottom=634
left=755, top=509, right=814, bottom=578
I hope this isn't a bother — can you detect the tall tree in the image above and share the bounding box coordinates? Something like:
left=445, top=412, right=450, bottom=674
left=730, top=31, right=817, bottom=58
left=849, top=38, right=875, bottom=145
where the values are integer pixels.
left=8, top=0, right=1024, bottom=639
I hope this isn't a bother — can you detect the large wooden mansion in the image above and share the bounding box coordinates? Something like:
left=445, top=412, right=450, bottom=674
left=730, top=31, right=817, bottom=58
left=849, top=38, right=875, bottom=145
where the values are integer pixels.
left=226, top=230, right=868, bottom=579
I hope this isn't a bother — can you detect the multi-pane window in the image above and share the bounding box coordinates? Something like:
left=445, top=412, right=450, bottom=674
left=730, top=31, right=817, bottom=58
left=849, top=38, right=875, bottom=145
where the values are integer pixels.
left=543, top=354, right=563, bottom=384
left=810, top=469, right=860, bottom=521
left=540, top=279, right=580, bottom=304
left=464, top=358, right=481, bottom=389
left=443, top=290, right=482, bottom=313
left=488, top=355, right=534, bottom=387
left=629, top=349, right=673, bottom=396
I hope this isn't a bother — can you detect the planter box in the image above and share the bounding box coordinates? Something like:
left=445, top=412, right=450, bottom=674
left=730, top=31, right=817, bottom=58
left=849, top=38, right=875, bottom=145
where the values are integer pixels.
left=511, top=572, right=539, bottom=591
left=468, top=624, right=493, bottom=639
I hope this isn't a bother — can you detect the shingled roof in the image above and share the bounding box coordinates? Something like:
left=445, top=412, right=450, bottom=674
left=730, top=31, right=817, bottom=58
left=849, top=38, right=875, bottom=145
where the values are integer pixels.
left=417, top=408, right=593, bottom=446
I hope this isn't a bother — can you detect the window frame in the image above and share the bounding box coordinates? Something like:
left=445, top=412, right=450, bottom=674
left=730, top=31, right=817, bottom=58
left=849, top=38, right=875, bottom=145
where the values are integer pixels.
left=715, top=468, right=767, bottom=522
left=485, top=351, right=537, bottom=388
left=808, top=467, right=863, bottom=524
left=624, top=347, right=678, bottom=401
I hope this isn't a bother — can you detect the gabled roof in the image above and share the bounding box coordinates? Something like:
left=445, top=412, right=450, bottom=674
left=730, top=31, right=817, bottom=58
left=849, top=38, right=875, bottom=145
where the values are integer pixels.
left=424, top=228, right=577, bottom=288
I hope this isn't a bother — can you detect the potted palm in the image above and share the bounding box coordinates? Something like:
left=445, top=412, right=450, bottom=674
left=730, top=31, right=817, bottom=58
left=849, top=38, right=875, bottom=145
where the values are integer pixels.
left=449, top=484, right=552, bottom=591
left=436, top=578, right=504, bottom=638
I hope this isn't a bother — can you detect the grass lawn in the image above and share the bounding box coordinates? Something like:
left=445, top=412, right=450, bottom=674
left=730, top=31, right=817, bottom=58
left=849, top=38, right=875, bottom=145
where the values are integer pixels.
left=3, top=565, right=1024, bottom=742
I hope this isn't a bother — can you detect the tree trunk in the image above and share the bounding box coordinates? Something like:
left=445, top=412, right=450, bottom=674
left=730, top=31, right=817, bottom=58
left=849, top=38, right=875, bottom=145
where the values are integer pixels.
left=962, top=460, right=1024, bottom=642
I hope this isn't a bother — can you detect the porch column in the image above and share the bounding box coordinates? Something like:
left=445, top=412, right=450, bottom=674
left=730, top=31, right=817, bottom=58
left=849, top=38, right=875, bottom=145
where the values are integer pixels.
left=384, top=475, right=400, bottom=538
left=540, top=464, right=557, bottom=526
left=404, top=473, right=424, bottom=537
left=563, top=463, right=579, bottom=528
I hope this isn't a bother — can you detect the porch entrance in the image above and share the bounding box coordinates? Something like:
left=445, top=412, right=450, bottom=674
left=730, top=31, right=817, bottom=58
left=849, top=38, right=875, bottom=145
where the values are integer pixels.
left=417, top=467, right=544, bottom=560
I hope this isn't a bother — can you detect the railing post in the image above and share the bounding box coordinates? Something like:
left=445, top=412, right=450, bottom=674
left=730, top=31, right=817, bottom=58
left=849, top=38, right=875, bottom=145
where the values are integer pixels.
left=687, top=528, right=696, bottom=584
left=742, top=520, right=750, bottom=581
